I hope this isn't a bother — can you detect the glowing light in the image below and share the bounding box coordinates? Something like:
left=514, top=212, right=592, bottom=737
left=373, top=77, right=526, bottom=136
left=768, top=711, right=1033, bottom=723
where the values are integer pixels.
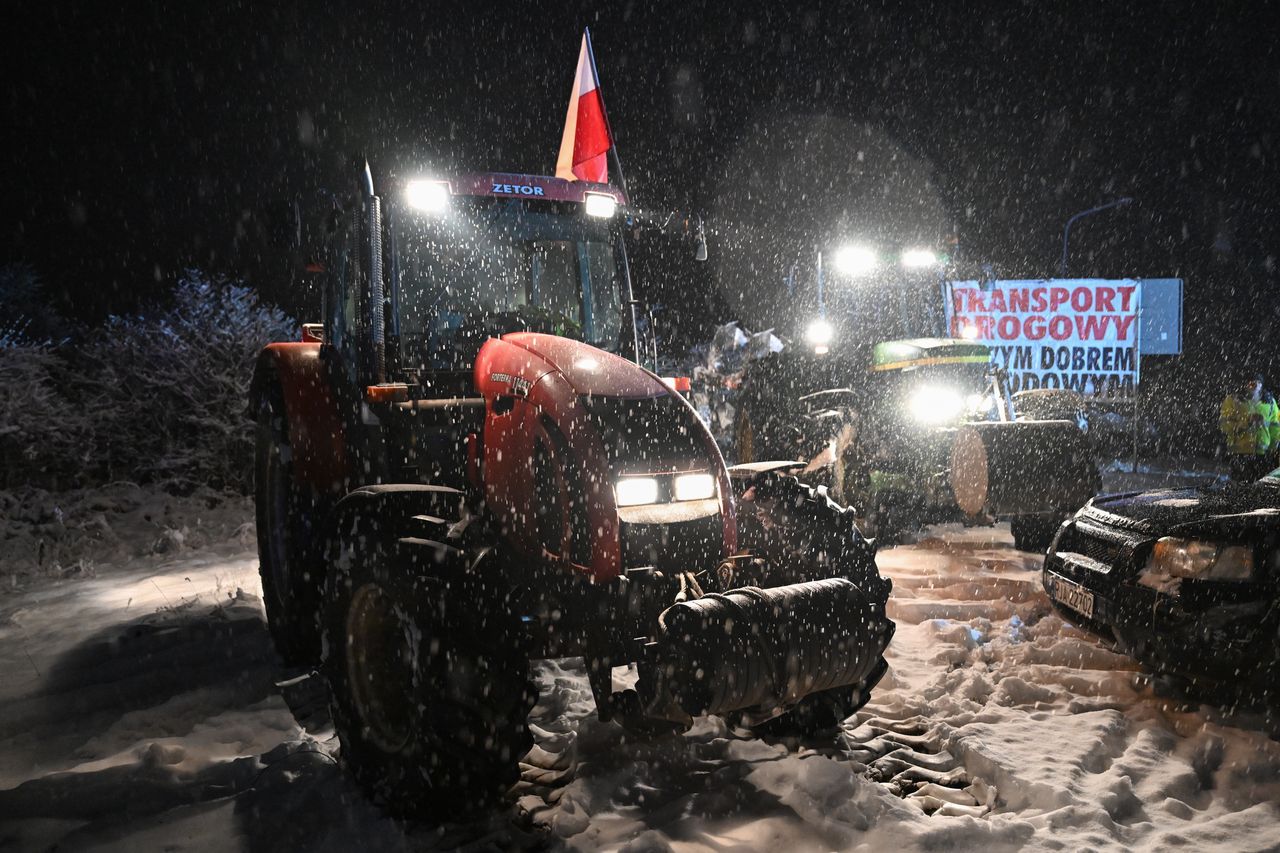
left=832, top=245, right=877, bottom=276
left=405, top=180, right=451, bottom=213
left=901, top=248, right=938, bottom=268
left=907, top=385, right=966, bottom=424
left=958, top=323, right=979, bottom=340
left=584, top=192, right=618, bottom=218
left=806, top=318, right=834, bottom=346
left=673, top=472, right=716, bottom=501
left=615, top=477, right=659, bottom=506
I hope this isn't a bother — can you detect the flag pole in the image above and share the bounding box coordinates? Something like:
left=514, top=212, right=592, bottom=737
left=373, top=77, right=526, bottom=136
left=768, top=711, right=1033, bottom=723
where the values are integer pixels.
left=582, top=27, right=642, bottom=365
left=583, top=27, right=628, bottom=199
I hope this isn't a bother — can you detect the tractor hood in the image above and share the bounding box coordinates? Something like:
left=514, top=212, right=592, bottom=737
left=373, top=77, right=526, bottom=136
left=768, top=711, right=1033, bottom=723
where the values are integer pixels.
left=501, top=332, right=670, bottom=399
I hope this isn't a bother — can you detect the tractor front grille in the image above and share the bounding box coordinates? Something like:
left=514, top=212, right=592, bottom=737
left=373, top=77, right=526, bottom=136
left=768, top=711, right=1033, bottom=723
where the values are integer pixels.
left=621, top=514, right=724, bottom=573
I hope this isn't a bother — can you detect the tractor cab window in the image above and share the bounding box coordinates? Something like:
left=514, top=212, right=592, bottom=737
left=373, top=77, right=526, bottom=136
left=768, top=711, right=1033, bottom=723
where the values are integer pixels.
left=394, top=197, right=625, bottom=371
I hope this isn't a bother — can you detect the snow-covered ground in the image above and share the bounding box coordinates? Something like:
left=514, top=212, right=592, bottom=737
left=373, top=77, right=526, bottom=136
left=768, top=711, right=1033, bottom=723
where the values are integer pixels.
left=4, top=505, right=1280, bottom=851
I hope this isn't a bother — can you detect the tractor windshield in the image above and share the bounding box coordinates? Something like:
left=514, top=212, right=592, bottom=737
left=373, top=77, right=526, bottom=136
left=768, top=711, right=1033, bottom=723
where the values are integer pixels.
left=394, top=197, right=626, bottom=370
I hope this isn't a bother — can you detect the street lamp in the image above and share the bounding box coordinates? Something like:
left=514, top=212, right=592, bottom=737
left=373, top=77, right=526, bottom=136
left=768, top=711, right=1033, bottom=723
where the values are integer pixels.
left=1059, top=197, right=1133, bottom=277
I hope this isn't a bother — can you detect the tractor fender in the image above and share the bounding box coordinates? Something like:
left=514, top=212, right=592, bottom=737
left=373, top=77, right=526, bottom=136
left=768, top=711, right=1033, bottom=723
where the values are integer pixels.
left=249, top=342, right=347, bottom=493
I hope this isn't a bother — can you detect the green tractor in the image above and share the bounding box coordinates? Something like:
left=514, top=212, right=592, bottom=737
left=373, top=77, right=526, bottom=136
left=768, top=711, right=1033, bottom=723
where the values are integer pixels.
left=734, top=337, right=1099, bottom=550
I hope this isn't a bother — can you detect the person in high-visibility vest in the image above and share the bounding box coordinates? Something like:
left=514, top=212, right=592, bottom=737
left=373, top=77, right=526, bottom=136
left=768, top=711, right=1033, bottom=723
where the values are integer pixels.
left=1219, top=374, right=1272, bottom=481
left=1264, top=387, right=1280, bottom=473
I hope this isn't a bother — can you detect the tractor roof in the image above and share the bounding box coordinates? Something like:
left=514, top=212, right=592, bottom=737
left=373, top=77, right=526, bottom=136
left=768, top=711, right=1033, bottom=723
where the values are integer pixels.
left=871, top=338, right=991, bottom=372
left=448, top=173, right=626, bottom=205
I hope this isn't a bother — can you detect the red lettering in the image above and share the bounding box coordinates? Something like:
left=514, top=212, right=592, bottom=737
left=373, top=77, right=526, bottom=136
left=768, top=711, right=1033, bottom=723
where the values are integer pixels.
left=1074, top=315, right=1111, bottom=340
left=1095, top=286, right=1116, bottom=312
left=1008, top=288, right=1029, bottom=312
left=976, top=316, right=995, bottom=339
left=1114, top=314, right=1137, bottom=340
left=1031, top=287, right=1048, bottom=312
left=989, top=289, right=1007, bottom=312
left=1117, top=285, right=1137, bottom=312
left=997, top=315, right=1020, bottom=340
left=1049, top=287, right=1071, bottom=311
left=965, top=290, right=987, bottom=313
left=1049, top=316, right=1073, bottom=340
left=1024, top=315, right=1046, bottom=340
left=1070, top=287, right=1092, bottom=312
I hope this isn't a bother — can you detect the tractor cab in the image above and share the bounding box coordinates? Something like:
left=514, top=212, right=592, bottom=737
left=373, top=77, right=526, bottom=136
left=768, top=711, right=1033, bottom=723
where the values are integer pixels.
left=390, top=174, right=632, bottom=373
left=318, top=168, right=638, bottom=396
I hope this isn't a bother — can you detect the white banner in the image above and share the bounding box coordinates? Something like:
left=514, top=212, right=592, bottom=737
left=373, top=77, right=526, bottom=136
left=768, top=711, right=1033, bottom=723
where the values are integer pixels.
left=944, top=279, right=1141, bottom=398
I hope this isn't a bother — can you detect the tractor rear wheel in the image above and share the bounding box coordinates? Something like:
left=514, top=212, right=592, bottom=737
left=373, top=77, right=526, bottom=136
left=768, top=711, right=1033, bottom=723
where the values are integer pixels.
left=255, top=387, right=323, bottom=665
left=323, top=518, right=534, bottom=819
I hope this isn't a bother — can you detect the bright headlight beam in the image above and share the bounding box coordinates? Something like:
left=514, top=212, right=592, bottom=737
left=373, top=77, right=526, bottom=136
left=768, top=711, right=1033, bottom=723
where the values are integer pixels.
left=806, top=318, right=833, bottom=346
left=584, top=192, right=618, bottom=218
left=901, top=248, right=938, bottom=268
left=673, top=472, right=716, bottom=502
left=832, top=245, right=878, bottom=277
left=406, top=180, right=451, bottom=213
left=615, top=477, right=659, bottom=507
left=907, top=386, right=965, bottom=424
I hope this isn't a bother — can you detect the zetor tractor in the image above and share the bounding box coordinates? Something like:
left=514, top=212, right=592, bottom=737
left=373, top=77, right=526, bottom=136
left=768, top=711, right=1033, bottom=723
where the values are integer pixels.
left=735, top=337, right=1099, bottom=550
left=249, top=165, right=894, bottom=817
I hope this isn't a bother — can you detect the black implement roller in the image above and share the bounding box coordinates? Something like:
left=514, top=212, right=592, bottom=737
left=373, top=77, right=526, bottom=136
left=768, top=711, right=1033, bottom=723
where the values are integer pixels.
left=637, top=577, right=894, bottom=724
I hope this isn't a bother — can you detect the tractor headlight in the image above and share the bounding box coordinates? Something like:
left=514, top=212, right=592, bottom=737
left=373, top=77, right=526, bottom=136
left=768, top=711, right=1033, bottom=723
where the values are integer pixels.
left=406, top=180, right=451, bottom=213
left=907, top=385, right=965, bottom=424
left=673, top=472, right=717, bottom=501
left=1145, top=537, right=1255, bottom=581
left=584, top=192, right=618, bottom=218
left=615, top=477, right=660, bottom=507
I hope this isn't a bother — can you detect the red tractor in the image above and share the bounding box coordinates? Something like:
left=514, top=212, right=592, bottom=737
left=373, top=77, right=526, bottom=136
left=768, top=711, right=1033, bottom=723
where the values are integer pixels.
left=250, top=164, right=894, bottom=817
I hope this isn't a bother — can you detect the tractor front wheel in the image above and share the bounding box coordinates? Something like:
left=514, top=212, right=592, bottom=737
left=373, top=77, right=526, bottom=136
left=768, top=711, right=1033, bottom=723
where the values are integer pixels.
left=323, top=524, right=533, bottom=819
left=1011, top=514, right=1063, bottom=553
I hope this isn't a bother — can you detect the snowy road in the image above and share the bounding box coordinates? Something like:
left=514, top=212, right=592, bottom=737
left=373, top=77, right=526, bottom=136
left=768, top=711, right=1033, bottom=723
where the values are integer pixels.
left=3, top=527, right=1280, bottom=852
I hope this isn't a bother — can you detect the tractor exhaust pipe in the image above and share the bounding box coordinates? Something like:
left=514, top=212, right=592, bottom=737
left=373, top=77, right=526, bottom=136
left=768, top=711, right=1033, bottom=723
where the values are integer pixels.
left=636, top=577, right=894, bottom=724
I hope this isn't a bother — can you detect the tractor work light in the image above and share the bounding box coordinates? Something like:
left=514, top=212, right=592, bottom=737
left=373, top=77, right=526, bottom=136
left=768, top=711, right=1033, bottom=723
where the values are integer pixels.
left=832, top=245, right=877, bottom=277
left=583, top=192, right=618, bottom=218
left=806, top=318, right=834, bottom=346
left=907, top=385, right=966, bottom=424
left=673, top=472, right=717, bottom=502
left=406, top=180, right=451, bottom=213
left=615, top=477, right=660, bottom=507
left=901, top=248, right=938, bottom=268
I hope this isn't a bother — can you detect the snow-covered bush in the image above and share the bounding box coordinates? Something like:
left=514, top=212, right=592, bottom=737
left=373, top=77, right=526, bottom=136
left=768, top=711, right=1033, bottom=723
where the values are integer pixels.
left=82, top=272, right=295, bottom=493
left=0, top=266, right=89, bottom=489
left=0, top=344, right=93, bottom=489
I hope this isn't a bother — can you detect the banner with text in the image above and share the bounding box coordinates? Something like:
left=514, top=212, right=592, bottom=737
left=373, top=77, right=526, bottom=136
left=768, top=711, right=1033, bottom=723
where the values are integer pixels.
left=944, top=279, right=1141, bottom=398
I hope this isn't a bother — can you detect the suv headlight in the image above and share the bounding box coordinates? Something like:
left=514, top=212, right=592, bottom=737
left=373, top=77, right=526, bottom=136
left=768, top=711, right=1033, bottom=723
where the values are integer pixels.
left=1145, top=537, right=1254, bottom=581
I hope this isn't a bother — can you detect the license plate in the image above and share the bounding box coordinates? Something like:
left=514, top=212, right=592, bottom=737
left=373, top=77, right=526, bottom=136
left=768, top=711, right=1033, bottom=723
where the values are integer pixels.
left=1049, top=573, right=1095, bottom=619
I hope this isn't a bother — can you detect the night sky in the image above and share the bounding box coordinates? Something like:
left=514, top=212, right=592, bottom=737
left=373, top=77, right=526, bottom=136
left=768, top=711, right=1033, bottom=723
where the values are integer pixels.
left=6, top=0, right=1278, bottom=364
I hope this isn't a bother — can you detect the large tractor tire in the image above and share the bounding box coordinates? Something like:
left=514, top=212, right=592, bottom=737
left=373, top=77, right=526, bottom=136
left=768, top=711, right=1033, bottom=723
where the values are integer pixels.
left=255, top=385, right=324, bottom=665
left=732, top=472, right=894, bottom=739
left=322, top=490, right=535, bottom=819
left=1010, top=514, right=1063, bottom=553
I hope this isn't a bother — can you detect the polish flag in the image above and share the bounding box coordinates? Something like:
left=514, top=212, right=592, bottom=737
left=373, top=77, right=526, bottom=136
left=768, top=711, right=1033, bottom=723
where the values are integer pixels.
left=556, top=31, right=613, bottom=184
